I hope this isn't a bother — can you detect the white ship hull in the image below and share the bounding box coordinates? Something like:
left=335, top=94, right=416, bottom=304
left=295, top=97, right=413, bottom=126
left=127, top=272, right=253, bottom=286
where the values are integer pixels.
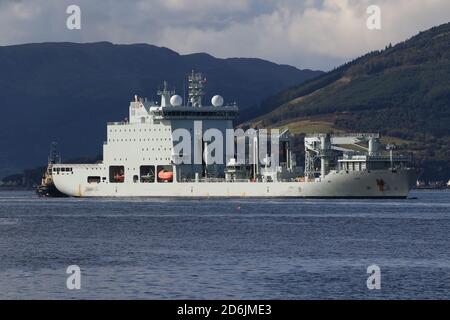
left=49, top=74, right=418, bottom=199
left=53, top=168, right=417, bottom=198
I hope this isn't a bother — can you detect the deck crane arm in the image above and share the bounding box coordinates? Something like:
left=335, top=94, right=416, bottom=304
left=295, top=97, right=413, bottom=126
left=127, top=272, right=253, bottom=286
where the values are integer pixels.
left=304, top=133, right=381, bottom=180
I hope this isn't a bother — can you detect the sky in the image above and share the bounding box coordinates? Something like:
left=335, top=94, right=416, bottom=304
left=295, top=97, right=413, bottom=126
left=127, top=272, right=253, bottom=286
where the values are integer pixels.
left=0, top=0, right=449, bottom=70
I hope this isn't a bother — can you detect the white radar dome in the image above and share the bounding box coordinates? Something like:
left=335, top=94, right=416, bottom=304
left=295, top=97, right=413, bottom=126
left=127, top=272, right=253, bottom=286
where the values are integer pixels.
left=170, top=95, right=183, bottom=107
left=211, top=95, right=224, bottom=107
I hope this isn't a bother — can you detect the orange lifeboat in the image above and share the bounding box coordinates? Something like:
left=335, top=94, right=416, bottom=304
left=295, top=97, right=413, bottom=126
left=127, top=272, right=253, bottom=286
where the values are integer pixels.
left=114, top=174, right=124, bottom=182
left=158, top=170, right=173, bottom=182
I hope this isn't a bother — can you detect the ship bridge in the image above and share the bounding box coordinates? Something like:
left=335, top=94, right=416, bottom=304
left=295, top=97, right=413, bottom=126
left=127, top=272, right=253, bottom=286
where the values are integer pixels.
left=100, top=71, right=240, bottom=184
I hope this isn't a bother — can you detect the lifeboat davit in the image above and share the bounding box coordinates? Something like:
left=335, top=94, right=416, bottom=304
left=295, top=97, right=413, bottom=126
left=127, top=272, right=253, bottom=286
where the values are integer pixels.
left=158, top=170, right=173, bottom=182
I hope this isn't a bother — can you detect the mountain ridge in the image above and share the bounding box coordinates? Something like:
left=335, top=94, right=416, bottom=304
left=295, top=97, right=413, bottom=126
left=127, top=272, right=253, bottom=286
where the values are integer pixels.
left=246, top=22, right=450, bottom=181
left=0, top=41, right=322, bottom=177
left=251, top=22, right=450, bottom=131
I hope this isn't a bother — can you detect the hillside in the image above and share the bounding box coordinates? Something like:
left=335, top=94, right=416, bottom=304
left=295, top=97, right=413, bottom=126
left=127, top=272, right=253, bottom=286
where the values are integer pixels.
left=0, top=42, right=321, bottom=177
left=249, top=22, right=450, bottom=182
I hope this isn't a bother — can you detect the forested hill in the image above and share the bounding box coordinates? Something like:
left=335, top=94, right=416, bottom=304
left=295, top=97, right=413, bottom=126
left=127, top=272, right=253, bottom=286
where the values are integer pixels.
left=248, top=22, right=450, bottom=182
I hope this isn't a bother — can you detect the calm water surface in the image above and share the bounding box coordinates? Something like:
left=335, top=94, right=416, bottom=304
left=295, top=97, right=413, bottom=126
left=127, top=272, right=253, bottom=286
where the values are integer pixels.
left=0, top=190, right=449, bottom=299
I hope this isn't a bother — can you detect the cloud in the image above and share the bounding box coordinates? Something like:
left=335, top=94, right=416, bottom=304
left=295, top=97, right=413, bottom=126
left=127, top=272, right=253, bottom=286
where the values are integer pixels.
left=0, top=0, right=449, bottom=70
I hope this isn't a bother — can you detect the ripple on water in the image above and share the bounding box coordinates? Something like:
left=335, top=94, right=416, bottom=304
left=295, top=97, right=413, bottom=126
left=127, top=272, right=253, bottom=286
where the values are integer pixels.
left=0, top=190, right=449, bottom=299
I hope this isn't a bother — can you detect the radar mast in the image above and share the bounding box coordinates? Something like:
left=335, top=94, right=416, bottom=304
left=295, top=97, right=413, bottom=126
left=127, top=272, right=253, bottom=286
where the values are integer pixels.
left=188, top=70, right=206, bottom=107
left=48, top=141, right=61, bottom=164
left=157, top=81, right=175, bottom=107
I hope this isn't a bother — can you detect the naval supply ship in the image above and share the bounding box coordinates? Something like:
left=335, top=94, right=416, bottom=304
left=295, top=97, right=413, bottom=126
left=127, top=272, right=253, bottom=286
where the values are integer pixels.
left=51, top=71, right=417, bottom=198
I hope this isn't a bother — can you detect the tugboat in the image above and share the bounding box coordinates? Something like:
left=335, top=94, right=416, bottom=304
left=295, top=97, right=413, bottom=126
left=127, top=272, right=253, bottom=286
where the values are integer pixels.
left=36, top=142, right=67, bottom=197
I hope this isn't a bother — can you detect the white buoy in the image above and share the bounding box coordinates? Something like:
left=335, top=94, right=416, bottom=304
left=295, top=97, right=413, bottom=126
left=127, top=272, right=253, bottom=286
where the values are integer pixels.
left=211, top=95, right=224, bottom=107
left=170, top=95, right=183, bottom=107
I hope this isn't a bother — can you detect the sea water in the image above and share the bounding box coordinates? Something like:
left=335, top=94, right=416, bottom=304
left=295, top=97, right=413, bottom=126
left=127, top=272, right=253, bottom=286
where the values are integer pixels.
left=0, top=190, right=449, bottom=299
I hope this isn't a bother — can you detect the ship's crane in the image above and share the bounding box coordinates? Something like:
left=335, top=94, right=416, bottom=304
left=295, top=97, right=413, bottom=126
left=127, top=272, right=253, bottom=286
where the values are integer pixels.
left=304, top=133, right=381, bottom=180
